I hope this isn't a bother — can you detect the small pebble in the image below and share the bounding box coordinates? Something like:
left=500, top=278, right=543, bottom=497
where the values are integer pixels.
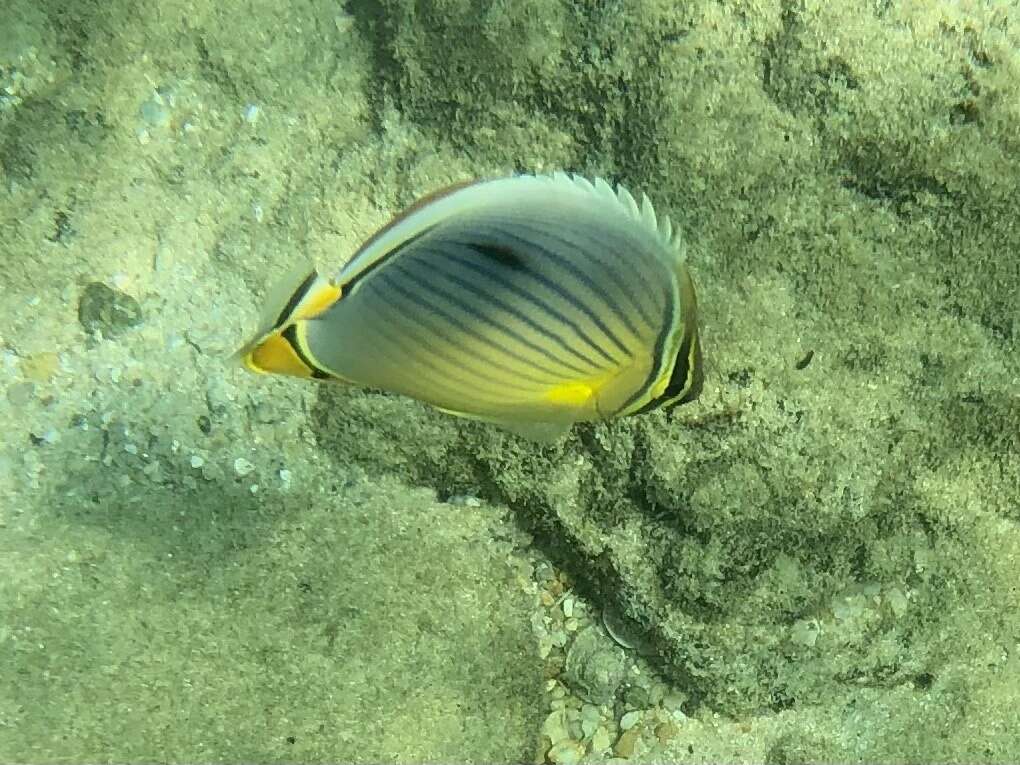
left=78, top=282, right=143, bottom=338
left=620, top=711, right=642, bottom=731
left=201, top=462, right=225, bottom=482
left=614, top=726, right=641, bottom=758
left=564, top=706, right=583, bottom=737
left=139, top=95, right=171, bottom=127
left=546, top=739, right=584, bottom=765
left=654, top=720, right=680, bottom=745
left=190, top=455, right=205, bottom=469
left=447, top=494, right=482, bottom=507
left=623, top=683, right=651, bottom=709
left=233, top=457, right=255, bottom=476
left=534, top=562, right=557, bottom=587
left=790, top=618, right=820, bottom=647
left=662, top=691, right=687, bottom=714
left=334, top=12, right=355, bottom=33
left=580, top=703, right=601, bottom=723
left=538, top=635, right=553, bottom=659
left=591, top=726, right=612, bottom=754
left=647, top=681, right=668, bottom=706
left=541, top=709, right=570, bottom=745
left=885, top=587, right=909, bottom=618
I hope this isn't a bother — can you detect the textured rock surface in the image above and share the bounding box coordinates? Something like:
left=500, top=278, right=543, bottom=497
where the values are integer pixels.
left=2, top=0, right=1019, bottom=762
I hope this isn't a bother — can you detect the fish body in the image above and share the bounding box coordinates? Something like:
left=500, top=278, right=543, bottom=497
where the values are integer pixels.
left=238, top=173, right=703, bottom=439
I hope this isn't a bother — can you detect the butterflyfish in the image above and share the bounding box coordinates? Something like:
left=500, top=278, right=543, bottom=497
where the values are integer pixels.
left=237, top=173, right=703, bottom=441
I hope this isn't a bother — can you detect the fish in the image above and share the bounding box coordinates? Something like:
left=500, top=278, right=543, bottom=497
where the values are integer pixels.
left=236, top=172, right=703, bottom=441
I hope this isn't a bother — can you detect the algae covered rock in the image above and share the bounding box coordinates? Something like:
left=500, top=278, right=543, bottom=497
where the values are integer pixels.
left=77, top=282, right=143, bottom=338
left=563, top=626, right=626, bottom=705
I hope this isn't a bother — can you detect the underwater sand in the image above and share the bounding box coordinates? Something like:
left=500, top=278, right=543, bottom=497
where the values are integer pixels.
left=2, top=0, right=1019, bottom=762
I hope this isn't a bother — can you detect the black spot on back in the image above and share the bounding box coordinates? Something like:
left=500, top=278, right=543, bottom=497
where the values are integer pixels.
left=466, top=241, right=526, bottom=270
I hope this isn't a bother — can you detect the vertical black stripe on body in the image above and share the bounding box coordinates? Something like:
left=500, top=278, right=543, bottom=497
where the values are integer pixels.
left=510, top=216, right=662, bottom=330
left=362, top=274, right=552, bottom=389
left=402, top=246, right=594, bottom=377
left=281, top=324, right=332, bottom=379
left=548, top=218, right=670, bottom=317
left=616, top=313, right=680, bottom=415
left=637, top=324, right=701, bottom=412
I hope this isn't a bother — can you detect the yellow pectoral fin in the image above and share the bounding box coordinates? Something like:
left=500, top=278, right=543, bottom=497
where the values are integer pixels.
left=542, top=380, right=596, bottom=408
left=543, top=368, right=636, bottom=417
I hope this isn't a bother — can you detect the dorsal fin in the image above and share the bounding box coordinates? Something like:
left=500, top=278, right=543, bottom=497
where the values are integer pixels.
left=548, top=172, right=682, bottom=258
left=336, top=173, right=685, bottom=291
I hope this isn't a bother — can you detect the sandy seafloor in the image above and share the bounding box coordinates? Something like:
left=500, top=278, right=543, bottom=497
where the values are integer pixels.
left=1, top=1, right=1019, bottom=762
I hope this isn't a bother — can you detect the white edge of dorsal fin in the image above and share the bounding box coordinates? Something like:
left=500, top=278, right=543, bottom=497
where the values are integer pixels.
left=340, top=172, right=686, bottom=286
left=617, top=184, right=640, bottom=220
left=591, top=175, right=615, bottom=202
left=557, top=171, right=596, bottom=195
left=515, top=173, right=689, bottom=261
left=659, top=214, right=673, bottom=245
left=558, top=173, right=682, bottom=258
left=334, top=176, right=502, bottom=286
left=640, top=192, right=657, bottom=232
